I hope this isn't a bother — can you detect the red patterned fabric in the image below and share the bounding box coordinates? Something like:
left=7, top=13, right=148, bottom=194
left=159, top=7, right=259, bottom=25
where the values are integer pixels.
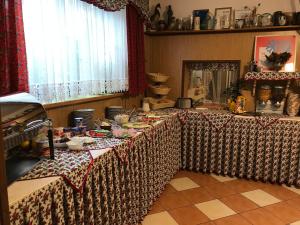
left=0, top=0, right=29, bottom=96
left=126, top=3, right=147, bottom=96
left=81, top=0, right=149, bottom=19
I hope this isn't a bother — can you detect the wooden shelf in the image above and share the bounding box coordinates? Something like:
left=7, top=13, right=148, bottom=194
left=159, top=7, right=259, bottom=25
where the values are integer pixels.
left=145, top=25, right=300, bottom=36
left=244, top=72, right=300, bottom=97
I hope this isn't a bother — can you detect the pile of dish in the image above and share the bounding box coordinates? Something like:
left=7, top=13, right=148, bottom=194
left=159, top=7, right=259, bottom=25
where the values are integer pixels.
left=72, top=109, right=95, bottom=130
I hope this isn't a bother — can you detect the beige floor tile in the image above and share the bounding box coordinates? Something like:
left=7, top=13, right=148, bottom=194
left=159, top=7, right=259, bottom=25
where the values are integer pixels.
left=290, top=221, right=300, bottom=225
left=211, top=174, right=237, bottom=182
left=195, top=199, right=236, bottom=220
left=170, top=177, right=199, bottom=191
left=142, top=211, right=179, bottom=225
left=283, top=185, right=300, bottom=195
left=241, top=189, right=281, bottom=207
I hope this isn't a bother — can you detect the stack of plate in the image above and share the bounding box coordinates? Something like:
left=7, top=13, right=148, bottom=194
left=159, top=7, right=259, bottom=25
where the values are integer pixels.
left=72, top=109, right=95, bottom=130
left=105, top=106, right=124, bottom=120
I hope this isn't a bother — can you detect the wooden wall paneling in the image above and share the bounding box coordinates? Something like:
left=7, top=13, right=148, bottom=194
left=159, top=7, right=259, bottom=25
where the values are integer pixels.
left=0, top=106, right=10, bottom=225
left=47, top=105, right=74, bottom=127
left=145, top=31, right=299, bottom=100
left=46, top=95, right=143, bottom=127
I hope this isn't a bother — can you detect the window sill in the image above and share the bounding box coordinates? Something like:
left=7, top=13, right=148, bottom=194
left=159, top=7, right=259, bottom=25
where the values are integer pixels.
left=43, top=93, right=125, bottom=110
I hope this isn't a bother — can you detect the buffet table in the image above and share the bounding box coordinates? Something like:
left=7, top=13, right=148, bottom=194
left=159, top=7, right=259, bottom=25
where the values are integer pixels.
left=8, top=113, right=182, bottom=225
left=7, top=109, right=300, bottom=224
left=181, top=110, right=300, bottom=186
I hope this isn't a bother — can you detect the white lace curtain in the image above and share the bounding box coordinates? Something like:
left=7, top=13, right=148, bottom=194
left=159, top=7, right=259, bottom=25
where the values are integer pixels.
left=22, top=0, right=128, bottom=103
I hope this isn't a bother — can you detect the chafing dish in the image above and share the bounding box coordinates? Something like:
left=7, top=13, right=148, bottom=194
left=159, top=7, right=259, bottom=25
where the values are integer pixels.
left=0, top=93, right=54, bottom=184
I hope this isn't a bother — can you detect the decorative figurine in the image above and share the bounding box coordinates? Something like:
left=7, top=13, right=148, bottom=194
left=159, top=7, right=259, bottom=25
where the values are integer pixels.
left=166, top=5, right=173, bottom=27
left=150, top=3, right=161, bottom=30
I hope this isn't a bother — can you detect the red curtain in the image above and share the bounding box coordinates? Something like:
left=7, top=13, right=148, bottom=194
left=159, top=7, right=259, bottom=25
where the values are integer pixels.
left=0, top=0, right=29, bottom=96
left=126, top=3, right=147, bottom=96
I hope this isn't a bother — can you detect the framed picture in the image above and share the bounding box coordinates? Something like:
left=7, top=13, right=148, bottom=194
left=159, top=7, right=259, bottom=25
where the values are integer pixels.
left=234, top=9, right=252, bottom=28
left=234, top=9, right=252, bottom=20
left=215, top=7, right=232, bottom=29
left=254, top=35, right=297, bottom=72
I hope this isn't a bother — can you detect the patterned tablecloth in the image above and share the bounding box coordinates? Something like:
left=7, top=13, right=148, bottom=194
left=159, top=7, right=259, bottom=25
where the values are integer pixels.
left=9, top=112, right=182, bottom=225
left=8, top=109, right=300, bottom=224
left=181, top=110, right=300, bottom=186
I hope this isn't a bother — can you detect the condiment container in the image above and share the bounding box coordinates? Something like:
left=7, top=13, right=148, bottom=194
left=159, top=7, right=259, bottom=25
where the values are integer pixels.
left=258, top=85, right=271, bottom=103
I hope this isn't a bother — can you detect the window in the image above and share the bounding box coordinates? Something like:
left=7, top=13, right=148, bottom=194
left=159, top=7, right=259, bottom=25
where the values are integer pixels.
left=22, top=0, right=128, bottom=103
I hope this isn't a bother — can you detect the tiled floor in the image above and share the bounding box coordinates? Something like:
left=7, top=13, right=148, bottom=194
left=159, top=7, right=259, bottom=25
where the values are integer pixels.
left=142, top=171, right=300, bottom=225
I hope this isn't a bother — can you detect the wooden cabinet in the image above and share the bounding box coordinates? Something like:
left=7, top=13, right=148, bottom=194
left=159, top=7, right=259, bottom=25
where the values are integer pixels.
left=0, top=108, right=9, bottom=225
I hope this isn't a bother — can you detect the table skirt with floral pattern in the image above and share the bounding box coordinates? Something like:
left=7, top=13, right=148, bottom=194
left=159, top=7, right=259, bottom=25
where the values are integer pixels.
left=9, top=114, right=182, bottom=225
left=181, top=110, right=300, bottom=186
left=8, top=110, right=300, bottom=224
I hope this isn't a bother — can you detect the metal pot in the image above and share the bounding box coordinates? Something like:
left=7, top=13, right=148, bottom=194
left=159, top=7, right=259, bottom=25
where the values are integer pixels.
left=176, top=98, right=193, bottom=109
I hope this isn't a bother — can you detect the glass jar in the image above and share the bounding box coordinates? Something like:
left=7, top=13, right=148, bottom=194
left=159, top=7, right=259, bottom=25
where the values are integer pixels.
left=272, top=86, right=285, bottom=104
left=258, top=85, right=271, bottom=103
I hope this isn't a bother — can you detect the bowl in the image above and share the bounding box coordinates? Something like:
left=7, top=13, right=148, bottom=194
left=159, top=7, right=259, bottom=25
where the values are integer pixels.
left=114, top=114, right=129, bottom=125
left=66, top=141, right=83, bottom=151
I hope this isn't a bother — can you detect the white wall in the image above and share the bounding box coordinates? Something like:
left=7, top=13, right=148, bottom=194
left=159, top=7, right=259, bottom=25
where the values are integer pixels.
left=149, top=0, right=300, bottom=18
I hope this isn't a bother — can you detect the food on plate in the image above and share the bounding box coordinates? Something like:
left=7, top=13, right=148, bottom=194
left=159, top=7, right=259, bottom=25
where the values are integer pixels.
left=88, top=129, right=112, bottom=138
left=123, top=122, right=151, bottom=129
left=112, top=128, right=137, bottom=139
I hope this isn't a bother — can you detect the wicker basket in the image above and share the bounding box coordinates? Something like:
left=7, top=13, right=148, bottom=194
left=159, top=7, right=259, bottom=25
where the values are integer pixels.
left=149, top=99, right=175, bottom=110
left=149, top=85, right=171, bottom=95
left=147, top=73, right=169, bottom=83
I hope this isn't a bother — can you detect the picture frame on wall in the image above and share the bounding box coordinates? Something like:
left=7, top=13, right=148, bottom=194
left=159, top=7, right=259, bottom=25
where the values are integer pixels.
left=192, top=9, right=209, bottom=30
left=234, top=9, right=252, bottom=28
left=254, top=35, right=297, bottom=72
left=215, top=7, right=232, bottom=29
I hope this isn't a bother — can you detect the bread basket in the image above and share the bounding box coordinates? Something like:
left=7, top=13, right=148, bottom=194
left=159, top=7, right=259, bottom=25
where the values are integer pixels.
left=149, top=85, right=171, bottom=95
left=147, top=73, right=169, bottom=83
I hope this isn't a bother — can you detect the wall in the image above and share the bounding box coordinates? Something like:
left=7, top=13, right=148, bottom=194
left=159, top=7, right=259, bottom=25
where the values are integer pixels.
left=145, top=30, right=300, bottom=100
left=149, top=0, right=300, bottom=19
left=46, top=95, right=142, bottom=127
